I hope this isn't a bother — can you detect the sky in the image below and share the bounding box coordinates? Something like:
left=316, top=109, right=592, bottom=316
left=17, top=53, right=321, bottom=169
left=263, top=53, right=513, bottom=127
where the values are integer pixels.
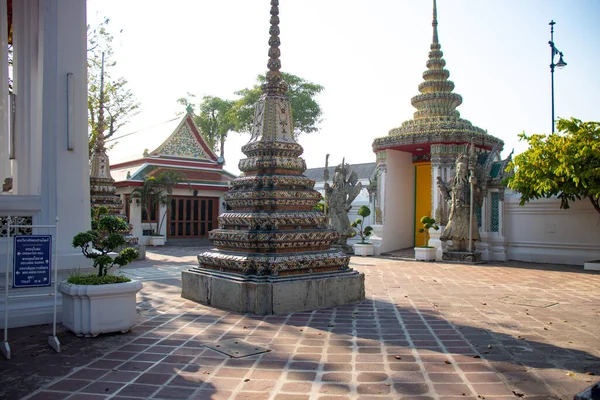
left=87, top=0, right=600, bottom=176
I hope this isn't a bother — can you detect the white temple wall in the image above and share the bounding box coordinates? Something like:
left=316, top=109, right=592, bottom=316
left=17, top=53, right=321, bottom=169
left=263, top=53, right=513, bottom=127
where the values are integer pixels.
left=505, top=192, right=600, bottom=265
left=0, top=0, right=90, bottom=266
left=380, top=150, right=414, bottom=253
left=0, top=0, right=90, bottom=329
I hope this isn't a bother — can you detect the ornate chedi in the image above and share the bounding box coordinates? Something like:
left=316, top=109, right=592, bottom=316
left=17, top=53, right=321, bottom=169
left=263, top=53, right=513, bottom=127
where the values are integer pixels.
left=372, top=0, right=503, bottom=158
left=89, top=55, right=123, bottom=215
left=182, top=0, right=364, bottom=314
left=370, top=0, right=510, bottom=260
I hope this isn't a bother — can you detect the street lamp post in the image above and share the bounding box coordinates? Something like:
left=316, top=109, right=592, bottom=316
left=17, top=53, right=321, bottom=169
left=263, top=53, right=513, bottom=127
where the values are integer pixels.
left=549, top=20, right=567, bottom=133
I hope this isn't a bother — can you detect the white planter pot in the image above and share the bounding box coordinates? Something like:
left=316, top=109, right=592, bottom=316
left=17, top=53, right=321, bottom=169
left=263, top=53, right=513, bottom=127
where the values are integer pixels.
left=354, top=243, right=374, bottom=256
left=414, top=247, right=437, bottom=261
left=59, top=280, right=143, bottom=337
left=584, top=260, right=600, bottom=271
left=149, top=236, right=165, bottom=246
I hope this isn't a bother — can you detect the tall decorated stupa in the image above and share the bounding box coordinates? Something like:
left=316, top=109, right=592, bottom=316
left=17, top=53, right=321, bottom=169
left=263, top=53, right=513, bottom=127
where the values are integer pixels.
left=89, top=55, right=125, bottom=215
left=182, top=0, right=365, bottom=314
left=370, top=0, right=511, bottom=257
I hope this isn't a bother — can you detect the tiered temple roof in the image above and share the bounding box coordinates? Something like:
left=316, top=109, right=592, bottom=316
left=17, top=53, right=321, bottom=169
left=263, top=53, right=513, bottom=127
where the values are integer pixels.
left=195, top=0, right=350, bottom=276
left=111, top=114, right=235, bottom=191
left=372, top=0, right=503, bottom=154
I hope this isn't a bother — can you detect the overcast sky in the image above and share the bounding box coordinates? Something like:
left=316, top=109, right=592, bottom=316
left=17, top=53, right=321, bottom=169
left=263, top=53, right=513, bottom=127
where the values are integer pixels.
left=87, top=0, right=600, bottom=175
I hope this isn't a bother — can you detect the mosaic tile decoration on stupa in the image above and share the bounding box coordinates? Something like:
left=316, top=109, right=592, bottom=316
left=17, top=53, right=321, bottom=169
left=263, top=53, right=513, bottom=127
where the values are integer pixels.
left=193, top=0, right=350, bottom=278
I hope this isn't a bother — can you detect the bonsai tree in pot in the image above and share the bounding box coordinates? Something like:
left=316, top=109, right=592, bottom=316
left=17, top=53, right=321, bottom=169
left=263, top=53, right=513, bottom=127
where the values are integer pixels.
left=351, top=205, right=374, bottom=256
left=415, top=216, right=439, bottom=261
left=72, top=207, right=140, bottom=280
left=59, top=207, right=142, bottom=337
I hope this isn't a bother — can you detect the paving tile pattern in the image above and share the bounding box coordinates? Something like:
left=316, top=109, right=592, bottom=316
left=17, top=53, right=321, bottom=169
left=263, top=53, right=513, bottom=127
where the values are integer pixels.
left=1, top=247, right=599, bottom=400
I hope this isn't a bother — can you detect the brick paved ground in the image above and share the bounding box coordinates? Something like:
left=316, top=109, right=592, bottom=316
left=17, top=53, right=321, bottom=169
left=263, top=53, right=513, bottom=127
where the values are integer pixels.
left=1, top=247, right=599, bottom=400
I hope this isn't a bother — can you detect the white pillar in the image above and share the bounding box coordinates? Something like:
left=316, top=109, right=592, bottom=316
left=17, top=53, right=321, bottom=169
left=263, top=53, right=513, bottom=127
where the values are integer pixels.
left=129, top=198, right=143, bottom=241
left=0, top=0, right=9, bottom=187
left=12, top=0, right=44, bottom=195
left=38, top=0, right=90, bottom=266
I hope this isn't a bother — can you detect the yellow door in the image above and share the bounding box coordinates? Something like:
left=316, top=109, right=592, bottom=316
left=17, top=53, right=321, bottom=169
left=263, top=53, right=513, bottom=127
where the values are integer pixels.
left=414, top=162, right=432, bottom=247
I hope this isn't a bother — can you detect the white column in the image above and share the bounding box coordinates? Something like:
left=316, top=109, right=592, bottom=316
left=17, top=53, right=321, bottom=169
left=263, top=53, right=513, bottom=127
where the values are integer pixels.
left=129, top=198, right=143, bottom=241
left=158, top=204, right=167, bottom=237
left=12, top=0, right=44, bottom=195
left=39, top=0, right=90, bottom=266
left=0, top=0, right=9, bottom=187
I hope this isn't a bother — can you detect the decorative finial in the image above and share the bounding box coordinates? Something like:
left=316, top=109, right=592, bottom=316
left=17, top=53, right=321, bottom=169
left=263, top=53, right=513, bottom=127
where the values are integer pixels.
left=432, top=0, right=439, bottom=44
left=263, top=0, right=287, bottom=95
left=96, top=52, right=106, bottom=152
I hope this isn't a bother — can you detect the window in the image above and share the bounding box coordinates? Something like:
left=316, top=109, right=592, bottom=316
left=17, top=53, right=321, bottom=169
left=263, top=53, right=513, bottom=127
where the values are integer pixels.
left=490, top=192, right=499, bottom=232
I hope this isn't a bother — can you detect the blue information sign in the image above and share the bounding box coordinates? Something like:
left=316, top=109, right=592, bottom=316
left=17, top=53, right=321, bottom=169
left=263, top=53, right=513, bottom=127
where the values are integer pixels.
left=13, top=235, right=52, bottom=288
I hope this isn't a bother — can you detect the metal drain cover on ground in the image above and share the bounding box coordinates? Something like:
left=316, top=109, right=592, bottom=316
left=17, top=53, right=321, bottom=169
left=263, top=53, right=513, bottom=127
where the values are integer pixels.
left=205, top=339, right=270, bottom=358
left=497, top=296, right=558, bottom=308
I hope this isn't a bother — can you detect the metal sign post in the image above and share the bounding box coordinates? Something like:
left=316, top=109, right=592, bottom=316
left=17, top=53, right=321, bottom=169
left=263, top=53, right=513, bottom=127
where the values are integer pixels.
left=2, top=216, right=60, bottom=359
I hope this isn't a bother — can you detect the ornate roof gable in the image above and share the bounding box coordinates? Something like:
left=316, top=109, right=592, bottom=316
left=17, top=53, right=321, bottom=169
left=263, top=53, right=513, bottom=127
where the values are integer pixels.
left=151, top=114, right=218, bottom=161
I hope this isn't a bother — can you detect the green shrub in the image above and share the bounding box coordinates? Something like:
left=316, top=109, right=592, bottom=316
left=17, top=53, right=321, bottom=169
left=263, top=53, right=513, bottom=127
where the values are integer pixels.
left=67, top=273, right=131, bottom=285
left=418, top=216, right=439, bottom=247
left=351, top=205, right=373, bottom=244
left=72, top=213, right=139, bottom=278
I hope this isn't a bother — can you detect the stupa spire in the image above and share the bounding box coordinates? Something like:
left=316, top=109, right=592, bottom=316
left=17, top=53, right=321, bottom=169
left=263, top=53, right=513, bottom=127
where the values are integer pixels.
left=95, top=52, right=106, bottom=152
left=263, top=0, right=287, bottom=96
left=432, top=0, right=439, bottom=44
left=182, top=0, right=364, bottom=314
left=374, top=0, right=503, bottom=154
left=409, top=0, right=462, bottom=120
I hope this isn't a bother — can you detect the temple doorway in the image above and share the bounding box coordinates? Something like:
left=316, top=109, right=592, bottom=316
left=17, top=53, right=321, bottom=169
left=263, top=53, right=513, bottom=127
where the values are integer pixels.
left=168, top=196, right=219, bottom=238
left=414, top=162, right=432, bottom=246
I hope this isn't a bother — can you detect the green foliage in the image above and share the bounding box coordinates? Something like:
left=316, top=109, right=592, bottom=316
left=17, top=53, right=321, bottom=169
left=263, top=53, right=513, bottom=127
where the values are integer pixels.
left=418, top=216, right=439, bottom=247
left=67, top=273, right=131, bottom=285
left=351, top=205, right=373, bottom=244
left=132, top=171, right=187, bottom=235
left=179, top=73, right=323, bottom=159
left=505, top=118, right=600, bottom=215
left=178, top=95, right=235, bottom=158
left=313, top=200, right=324, bottom=213
left=87, top=17, right=140, bottom=155
left=72, top=213, right=139, bottom=278
left=231, top=72, right=324, bottom=137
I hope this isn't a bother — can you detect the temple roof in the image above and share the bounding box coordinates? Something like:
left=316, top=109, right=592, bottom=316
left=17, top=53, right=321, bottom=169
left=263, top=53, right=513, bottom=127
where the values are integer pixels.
left=151, top=114, right=219, bottom=161
left=372, top=0, right=503, bottom=154
left=111, top=114, right=235, bottom=190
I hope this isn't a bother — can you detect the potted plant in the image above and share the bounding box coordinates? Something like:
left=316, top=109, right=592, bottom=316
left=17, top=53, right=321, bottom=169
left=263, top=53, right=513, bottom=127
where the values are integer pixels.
left=133, top=171, right=186, bottom=246
left=152, top=171, right=186, bottom=245
left=131, top=177, right=164, bottom=246
left=58, top=207, right=141, bottom=337
left=415, top=216, right=439, bottom=261
left=351, top=205, right=374, bottom=256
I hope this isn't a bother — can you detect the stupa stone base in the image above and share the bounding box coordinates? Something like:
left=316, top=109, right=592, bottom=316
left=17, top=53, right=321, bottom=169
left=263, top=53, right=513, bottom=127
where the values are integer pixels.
left=181, top=268, right=365, bottom=315
left=442, top=250, right=484, bottom=264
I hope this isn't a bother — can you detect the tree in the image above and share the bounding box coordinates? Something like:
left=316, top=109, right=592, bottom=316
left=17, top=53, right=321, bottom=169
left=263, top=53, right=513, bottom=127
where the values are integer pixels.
left=231, top=72, right=324, bottom=138
left=87, top=18, right=140, bottom=155
left=178, top=95, right=234, bottom=158
left=179, top=72, right=323, bottom=160
left=130, top=177, right=160, bottom=234
left=505, top=118, right=600, bottom=215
